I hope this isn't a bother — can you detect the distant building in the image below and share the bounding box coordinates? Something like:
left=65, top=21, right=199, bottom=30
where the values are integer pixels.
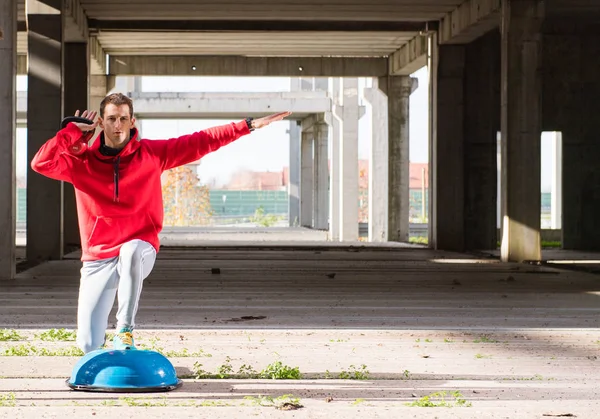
left=222, top=168, right=288, bottom=191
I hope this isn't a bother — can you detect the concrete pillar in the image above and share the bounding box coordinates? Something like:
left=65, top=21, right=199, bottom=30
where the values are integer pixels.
left=89, top=75, right=107, bottom=113
left=329, top=79, right=342, bottom=241
left=313, top=121, right=329, bottom=230
left=288, top=120, right=301, bottom=227
left=339, top=78, right=359, bottom=241
left=428, top=32, right=439, bottom=248
left=542, top=18, right=600, bottom=249
left=300, top=131, right=313, bottom=228
left=380, top=76, right=416, bottom=243
left=0, top=0, right=17, bottom=279
left=500, top=0, right=544, bottom=262
left=363, top=81, right=388, bottom=242
left=550, top=132, right=562, bottom=230
left=27, top=3, right=64, bottom=263
left=430, top=30, right=500, bottom=252
left=63, top=42, right=88, bottom=251
left=89, top=75, right=107, bottom=142
left=433, top=44, right=466, bottom=251
left=464, top=30, right=501, bottom=250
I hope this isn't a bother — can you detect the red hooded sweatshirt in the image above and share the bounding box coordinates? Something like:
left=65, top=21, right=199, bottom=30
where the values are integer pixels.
left=31, top=121, right=250, bottom=261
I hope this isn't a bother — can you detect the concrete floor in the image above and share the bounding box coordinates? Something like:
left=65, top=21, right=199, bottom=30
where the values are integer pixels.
left=2, top=245, right=600, bottom=417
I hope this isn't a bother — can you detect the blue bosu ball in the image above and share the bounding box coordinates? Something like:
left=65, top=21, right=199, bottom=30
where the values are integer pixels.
left=66, top=349, right=182, bottom=392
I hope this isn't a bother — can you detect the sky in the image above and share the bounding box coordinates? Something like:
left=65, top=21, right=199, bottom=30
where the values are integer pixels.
left=16, top=67, right=556, bottom=191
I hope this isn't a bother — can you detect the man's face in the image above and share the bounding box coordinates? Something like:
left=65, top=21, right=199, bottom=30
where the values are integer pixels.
left=99, top=103, right=136, bottom=148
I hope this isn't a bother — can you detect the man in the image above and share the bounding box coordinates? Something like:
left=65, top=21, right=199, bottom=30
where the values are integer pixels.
left=31, top=92, right=291, bottom=353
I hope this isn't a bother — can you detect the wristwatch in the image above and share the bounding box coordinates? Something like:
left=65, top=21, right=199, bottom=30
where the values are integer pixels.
left=245, top=117, right=255, bottom=132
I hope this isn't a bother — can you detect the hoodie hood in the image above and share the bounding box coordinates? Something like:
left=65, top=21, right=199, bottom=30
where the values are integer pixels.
left=90, top=128, right=141, bottom=160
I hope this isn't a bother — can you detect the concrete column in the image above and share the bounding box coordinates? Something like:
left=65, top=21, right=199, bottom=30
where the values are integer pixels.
left=428, top=32, right=439, bottom=248
left=464, top=30, right=501, bottom=250
left=312, top=121, right=329, bottom=230
left=380, top=76, right=416, bottom=243
left=329, top=79, right=342, bottom=241
left=27, top=4, right=64, bottom=263
left=550, top=132, right=562, bottom=230
left=363, top=81, right=388, bottom=242
left=0, top=0, right=17, bottom=279
left=63, top=42, right=88, bottom=251
left=433, top=44, right=466, bottom=251
left=288, top=120, right=301, bottom=227
left=542, top=18, right=600, bottom=249
left=339, top=78, right=359, bottom=241
left=300, top=131, right=313, bottom=228
left=89, top=75, right=107, bottom=113
left=89, top=75, right=107, bottom=142
left=500, top=0, right=544, bottom=262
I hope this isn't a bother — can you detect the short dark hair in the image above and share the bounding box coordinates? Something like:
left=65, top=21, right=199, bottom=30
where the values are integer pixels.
left=100, top=93, right=134, bottom=118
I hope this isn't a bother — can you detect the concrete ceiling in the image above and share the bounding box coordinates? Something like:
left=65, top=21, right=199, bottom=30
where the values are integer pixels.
left=17, top=0, right=467, bottom=58
left=96, top=32, right=418, bottom=57
left=77, top=0, right=462, bottom=21
left=15, top=0, right=600, bottom=59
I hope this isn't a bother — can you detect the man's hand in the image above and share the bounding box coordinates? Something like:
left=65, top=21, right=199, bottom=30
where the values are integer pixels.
left=72, top=110, right=99, bottom=132
left=252, top=112, right=292, bottom=130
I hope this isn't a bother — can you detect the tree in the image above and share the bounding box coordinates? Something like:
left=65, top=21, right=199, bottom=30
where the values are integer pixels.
left=161, top=166, right=213, bottom=226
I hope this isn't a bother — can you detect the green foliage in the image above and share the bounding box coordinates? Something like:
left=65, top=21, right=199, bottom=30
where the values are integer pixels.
left=474, top=335, right=498, bottom=344
left=259, top=361, right=301, bottom=380
left=250, top=206, right=283, bottom=227
left=0, top=393, right=16, bottom=407
left=2, top=343, right=83, bottom=356
left=35, top=328, right=77, bottom=342
left=339, top=364, right=369, bottom=380
left=0, top=329, right=24, bottom=341
left=406, top=391, right=472, bottom=408
left=190, top=358, right=299, bottom=380
left=409, top=236, right=428, bottom=245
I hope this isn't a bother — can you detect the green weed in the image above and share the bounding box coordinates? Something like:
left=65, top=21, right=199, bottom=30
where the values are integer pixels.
left=339, top=364, right=369, bottom=380
left=2, top=343, right=83, bottom=356
left=0, top=329, right=24, bottom=341
left=0, top=393, right=16, bottom=407
left=406, top=391, right=472, bottom=408
left=35, top=328, right=77, bottom=342
left=473, top=335, right=498, bottom=344
left=259, top=361, right=301, bottom=380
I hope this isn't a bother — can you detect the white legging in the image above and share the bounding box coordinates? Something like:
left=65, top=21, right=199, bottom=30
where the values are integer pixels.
left=76, top=239, right=156, bottom=354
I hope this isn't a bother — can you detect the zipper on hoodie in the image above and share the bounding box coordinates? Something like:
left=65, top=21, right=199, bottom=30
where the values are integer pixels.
left=113, top=156, right=121, bottom=203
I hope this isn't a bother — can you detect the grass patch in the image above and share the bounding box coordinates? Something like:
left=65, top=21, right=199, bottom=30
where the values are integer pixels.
left=2, top=343, right=83, bottom=357
left=0, top=393, right=16, bottom=407
left=474, top=353, right=491, bottom=359
left=409, top=236, right=428, bottom=245
left=35, top=328, right=77, bottom=342
left=191, top=358, right=300, bottom=380
left=339, top=364, right=370, bottom=380
left=0, top=329, right=25, bottom=342
left=473, top=335, right=498, bottom=344
left=406, top=391, right=472, bottom=408
left=541, top=241, right=561, bottom=248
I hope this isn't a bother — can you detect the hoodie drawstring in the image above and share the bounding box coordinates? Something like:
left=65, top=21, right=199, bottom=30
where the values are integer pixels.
left=113, top=156, right=121, bottom=203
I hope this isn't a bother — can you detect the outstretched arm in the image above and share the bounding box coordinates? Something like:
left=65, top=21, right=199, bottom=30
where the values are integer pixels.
left=151, top=112, right=292, bottom=171
left=30, top=110, right=98, bottom=182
